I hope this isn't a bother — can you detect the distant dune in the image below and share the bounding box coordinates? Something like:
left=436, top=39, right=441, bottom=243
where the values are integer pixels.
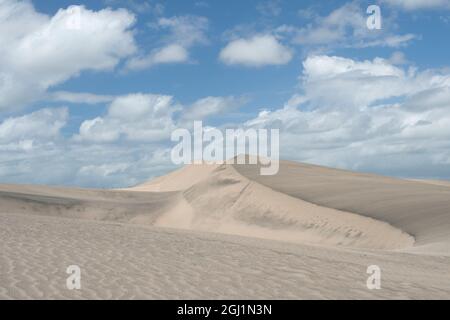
left=1, top=158, right=450, bottom=299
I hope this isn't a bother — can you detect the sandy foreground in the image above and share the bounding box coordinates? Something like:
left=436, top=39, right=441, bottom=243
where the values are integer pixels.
left=1, top=159, right=450, bottom=299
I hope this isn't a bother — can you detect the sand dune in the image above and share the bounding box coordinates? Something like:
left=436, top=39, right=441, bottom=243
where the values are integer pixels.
left=171, top=164, right=413, bottom=249
left=0, top=163, right=417, bottom=250
left=0, top=184, right=178, bottom=224
left=233, top=161, right=450, bottom=254
left=1, top=158, right=450, bottom=299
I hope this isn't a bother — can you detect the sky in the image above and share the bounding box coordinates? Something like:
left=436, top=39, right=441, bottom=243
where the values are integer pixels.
left=0, top=0, right=450, bottom=188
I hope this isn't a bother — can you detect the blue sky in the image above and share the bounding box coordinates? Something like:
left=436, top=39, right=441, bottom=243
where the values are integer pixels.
left=0, top=0, right=450, bottom=187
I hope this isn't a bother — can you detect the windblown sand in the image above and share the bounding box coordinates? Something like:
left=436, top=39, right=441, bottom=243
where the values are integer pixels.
left=1, top=159, right=450, bottom=299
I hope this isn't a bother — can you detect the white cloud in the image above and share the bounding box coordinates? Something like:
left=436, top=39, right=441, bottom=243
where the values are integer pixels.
left=244, top=54, right=450, bottom=178
left=382, top=0, right=450, bottom=10
left=126, top=44, right=189, bottom=70
left=403, top=87, right=450, bottom=111
left=148, top=44, right=189, bottom=64
left=280, top=2, right=416, bottom=49
left=0, top=93, right=178, bottom=187
left=0, top=107, right=68, bottom=145
left=219, top=34, right=293, bottom=67
left=125, top=15, right=208, bottom=71
left=0, top=91, right=252, bottom=186
left=182, top=96, right=248, bottom=120
left=50, top=91, right=115, bottom=105
left=76, top=93, right=179, bottom=142
left=301, top=55, right=450, bottom=113
left=301, top=55, right=427, bottom=109
left=0, top=1, right=137, bottom=111
left=157, top=15, right=208, bottom=47
left=76, top=93, right=247, bottom=141
left=303, top=55, right=404, bottom=79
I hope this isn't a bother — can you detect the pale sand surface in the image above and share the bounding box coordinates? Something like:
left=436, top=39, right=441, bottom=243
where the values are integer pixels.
left=1, top=159, right=450, bottom=299
left=233, top=160, right=450, bottom=254
left=1, top=212, right=450, bottom=299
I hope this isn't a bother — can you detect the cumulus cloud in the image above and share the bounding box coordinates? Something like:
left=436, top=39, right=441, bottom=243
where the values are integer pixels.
left=301, top=55, right=449, bottom=109
left=126, top=15, right=208, bottom=70
left=76, top=93, right=179, bottom=143
left=0, top=95, right=178, bottom=187
left=0, top=90, right=253, bottom=186
left=244, top=54, right=450, bottom=178
left=0, top=0, right=137, bottom=111
left=76, top=93, right=249, bottom=142
left=0, top=107, right=68, bottom=148
left=302, top=55, right=409, bottom=109
left=219, top=34, right=293, bottom=67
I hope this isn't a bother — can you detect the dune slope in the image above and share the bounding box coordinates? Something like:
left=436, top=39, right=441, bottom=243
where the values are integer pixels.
left=176, top=164, right=413, bottom=249
left=233, top=160, right=450, bottom=253
left=0, top=184, right=179, bottom=225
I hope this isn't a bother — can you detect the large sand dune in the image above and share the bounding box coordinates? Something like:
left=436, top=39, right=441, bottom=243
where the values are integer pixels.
left=233, top=161, right=450, bottom=254
left=1, top=158, right=450, bottom=299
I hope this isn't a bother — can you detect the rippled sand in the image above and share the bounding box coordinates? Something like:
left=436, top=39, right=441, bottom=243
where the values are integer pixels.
left=2, top=212, right=450, bottom=299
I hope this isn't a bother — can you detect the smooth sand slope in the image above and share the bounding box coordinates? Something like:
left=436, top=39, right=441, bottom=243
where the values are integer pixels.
left=126, top=162, right=414, bottom=249
left=1, top=158, right=450, bottom=299
left=0, top=184, right=180, bottom=225
left=233, top=161, right=450, bottom=254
